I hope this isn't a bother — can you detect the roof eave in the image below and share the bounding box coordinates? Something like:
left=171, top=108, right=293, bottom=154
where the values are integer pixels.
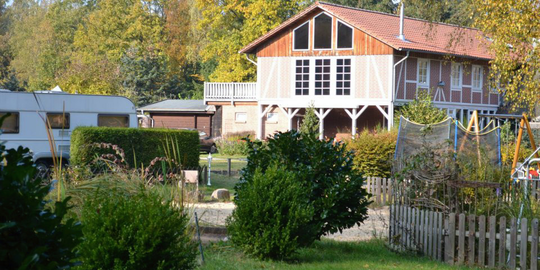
left=398, top=48, right=493, bottom=61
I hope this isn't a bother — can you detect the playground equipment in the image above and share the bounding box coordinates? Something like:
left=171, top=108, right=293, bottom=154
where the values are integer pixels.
left=511, top=113, right=539, bottom=177
left=394, top=111, right=501, bottom=170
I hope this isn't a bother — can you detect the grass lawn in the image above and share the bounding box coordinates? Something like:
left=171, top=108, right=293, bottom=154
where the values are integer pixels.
left=198, top=239, right=479, bottom=270
left=198, top=173, right=240, bottom=201
left=200, top=154, right=247, bottom=172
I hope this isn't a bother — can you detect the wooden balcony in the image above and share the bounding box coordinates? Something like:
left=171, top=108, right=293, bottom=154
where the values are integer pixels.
left=204, top=82, right=257, bottom=102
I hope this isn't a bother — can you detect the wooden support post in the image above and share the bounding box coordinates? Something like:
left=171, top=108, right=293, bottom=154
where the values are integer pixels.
left=511, top=117, right=526, bottom=179
left=523, top=113, right=539, bottom=158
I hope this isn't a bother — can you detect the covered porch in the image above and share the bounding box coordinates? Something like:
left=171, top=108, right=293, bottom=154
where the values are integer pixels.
left=257, top=103, right=394, bottom=140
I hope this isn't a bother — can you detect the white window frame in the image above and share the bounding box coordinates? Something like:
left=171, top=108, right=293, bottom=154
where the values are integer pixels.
left=235, top=112, right=247, bottom=123
left=292, top=21, right=310, bottom=52
left=451, top=62, right=463, bottom=90
left=266, top=112, right=278, bottom=123
left=291, top=56, right=354, bottom=98
left=335, top=19, right=354, bottom=50
left=471, top=65, right=483, bottom=92
left=417, top=58, right=430, bottom=88
left=312, top=12, right=333, bottom=51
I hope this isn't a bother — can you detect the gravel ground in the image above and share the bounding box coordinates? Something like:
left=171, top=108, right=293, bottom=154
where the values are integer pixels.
left=191, top=202, right=389, bottom=241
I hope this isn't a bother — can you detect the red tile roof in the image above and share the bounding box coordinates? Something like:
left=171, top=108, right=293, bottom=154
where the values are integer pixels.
left=240, top=1, right=492, bottom=60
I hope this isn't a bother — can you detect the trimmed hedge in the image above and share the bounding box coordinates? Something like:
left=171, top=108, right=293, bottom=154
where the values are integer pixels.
left=70, top=127, right=199, bottom=168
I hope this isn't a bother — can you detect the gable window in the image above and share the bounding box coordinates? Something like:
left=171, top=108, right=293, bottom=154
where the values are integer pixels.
left=295, top=59, right=310, bottom=95
left=46, top=113, right=70, bottom=129
left=314, top=13, right=332, bottom=50
left=472, top=65, right=483, bottom=91
left=417, top=59, right=429, bottom=87
left=315, top=59, right=331, bottom=95
left=337, top=21, right=353, bottom=49
left=336, top=59, right=351, bottom=95
left=0, top=112, right=19, bottom=133
left=293, top=21, right=309, bottom=50
left=451, top=63, right=463, bottom=89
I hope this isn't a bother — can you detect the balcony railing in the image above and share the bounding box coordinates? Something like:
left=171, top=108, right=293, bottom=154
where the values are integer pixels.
left=204, top=82, right=257, bottom=102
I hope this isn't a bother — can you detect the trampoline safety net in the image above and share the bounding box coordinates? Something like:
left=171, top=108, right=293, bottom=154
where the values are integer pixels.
left=395, top=116, right=501, bottom=170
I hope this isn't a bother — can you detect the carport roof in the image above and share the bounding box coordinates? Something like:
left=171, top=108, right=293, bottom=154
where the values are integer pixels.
left=138, top=100, right=215, bottom=112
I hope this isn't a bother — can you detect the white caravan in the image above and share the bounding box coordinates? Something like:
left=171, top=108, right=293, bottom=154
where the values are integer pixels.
left=0, top=90, right=137, bottom=168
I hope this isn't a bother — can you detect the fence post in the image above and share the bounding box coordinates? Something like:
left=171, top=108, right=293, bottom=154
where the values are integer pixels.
left=499, top=216, right=506, bottom=269
left=458, top=213, right=466, bottom=265
left=448, top=213, right=456, bottom=265
left=227, top=158, right=231, bottom=177
left=532, top=218, right=538, bottom=270
left=468, top=215, right=476, bottom=267
left=437, top=212, right=443, bottom=261
left=488, top=216, right=496, bottom=268
left=479, top=215, right=486, bottom=267
left=520, top=218, right=528, bottom=270
left=510, top=217, right=517, bottom=269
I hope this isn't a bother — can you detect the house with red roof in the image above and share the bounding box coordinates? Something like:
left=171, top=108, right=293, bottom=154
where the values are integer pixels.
left=204, top=1, right=499, bottom=139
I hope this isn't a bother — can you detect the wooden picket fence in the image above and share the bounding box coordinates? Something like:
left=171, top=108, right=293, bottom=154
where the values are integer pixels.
left=364, top=176, right=393, bottom=205
left=390, top=204, right=540, bottom=269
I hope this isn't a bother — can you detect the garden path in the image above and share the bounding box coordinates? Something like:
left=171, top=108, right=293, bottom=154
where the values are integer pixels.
left=191, top=203, right=389, bottom=241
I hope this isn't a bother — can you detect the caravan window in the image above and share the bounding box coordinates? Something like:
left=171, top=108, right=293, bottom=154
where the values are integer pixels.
left=0, top=112, right=19, bottom=133
left=98, top=114, right=129, bottom=127
left=47, top=113, right=70, bottom=129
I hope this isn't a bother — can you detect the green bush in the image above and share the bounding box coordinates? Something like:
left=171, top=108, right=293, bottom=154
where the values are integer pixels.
left=346, top=129, right=397, bottom=178
left=78, top=188, right=197, bottom=270
left=398, top=89, right=447, bottom=125
left=231, top=131, right=370, bottom=257
left=0, top=145, right=82, bottom=269
left=227, top=164, right=317, bottom=260
left=215, top=131, right=253, bottom=156
left=215, top=139, right=249, bottom=156
left=70, top=127, right=199, bottom=168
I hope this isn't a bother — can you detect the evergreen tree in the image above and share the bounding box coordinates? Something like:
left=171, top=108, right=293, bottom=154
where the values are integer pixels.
left=299, top=104, right=320, bottom=139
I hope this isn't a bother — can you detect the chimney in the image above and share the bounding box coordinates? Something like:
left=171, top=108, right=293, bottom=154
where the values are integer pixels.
left=398, top=2, right=405, bottom=41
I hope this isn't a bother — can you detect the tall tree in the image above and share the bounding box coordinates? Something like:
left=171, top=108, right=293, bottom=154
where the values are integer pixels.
left=7, top=0, right=94, bottom=90
left=471, top=0, right=540, bottom=112
left=62, top=0, right=164, bottom=95
left=195, top=0, right=307, bottom=82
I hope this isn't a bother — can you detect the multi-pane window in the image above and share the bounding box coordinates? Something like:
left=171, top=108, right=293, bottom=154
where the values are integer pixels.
left=98, top=115, right=129, bottom=127
left=337, top=21, right=353, bottom=49
left=46, top=113, right=70, bottom=129
left=451, top=63, right=462, bottom=88
left=295, top=59, right=310, bottom=95
left=314, top=13, right=332, bottom=49
left=472, top=65, right=483, bottom=91
left=293, top=22, right=309, bottom=50
left=336, top=59, right=351, bottom=95
left=0, top=112, right=19, bottom=133
left=314, top=59, right=331, bottom=95
left=417, top=59, right=429, bottom=86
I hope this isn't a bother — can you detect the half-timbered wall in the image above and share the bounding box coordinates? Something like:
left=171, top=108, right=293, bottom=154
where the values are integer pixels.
left=258, top=55, right=393, bottom=102
left=255, top=11, right=392, bottom=57
left=394, top=54, right=499, bottom=107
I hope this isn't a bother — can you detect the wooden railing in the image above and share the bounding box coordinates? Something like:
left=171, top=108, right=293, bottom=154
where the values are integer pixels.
left=204, top=82, right=257, bottom=101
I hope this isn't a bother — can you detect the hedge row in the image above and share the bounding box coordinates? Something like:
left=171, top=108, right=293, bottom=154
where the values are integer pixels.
left=70, top=127, right=200, bottom=168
